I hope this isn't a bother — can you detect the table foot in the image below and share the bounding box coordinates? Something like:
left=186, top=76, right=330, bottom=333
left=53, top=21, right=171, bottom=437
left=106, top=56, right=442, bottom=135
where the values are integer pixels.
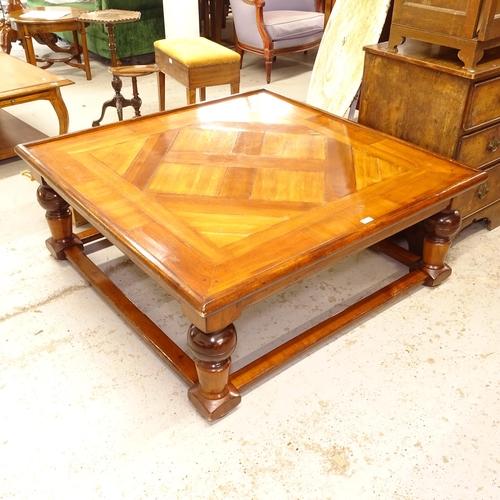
left=187, top=323, right=241, bottom=421
left=93, top=95, right=121, bottom=127
left=420, top=209, right=461, bottom=286
left=458, top=46, right=484, bottom=72
left=93, top=75, right=142, bottom=127
left=387, top=30, right=405, bottom=52
left=37, top=182, right=82, bottom=260
left=188, top=382, right=241, bottom=421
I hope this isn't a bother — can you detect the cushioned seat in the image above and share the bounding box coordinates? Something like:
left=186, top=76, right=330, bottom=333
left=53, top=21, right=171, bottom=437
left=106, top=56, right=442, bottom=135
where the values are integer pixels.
left=154, top=37, right=241, bottom=107
left=230, top=0, right=325, bottom=84
left=265, top=11, right=324, bottom=42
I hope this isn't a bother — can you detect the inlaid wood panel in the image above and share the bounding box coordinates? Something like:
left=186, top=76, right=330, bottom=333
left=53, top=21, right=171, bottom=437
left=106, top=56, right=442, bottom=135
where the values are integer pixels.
left=18, top=90, right=486, bottom=320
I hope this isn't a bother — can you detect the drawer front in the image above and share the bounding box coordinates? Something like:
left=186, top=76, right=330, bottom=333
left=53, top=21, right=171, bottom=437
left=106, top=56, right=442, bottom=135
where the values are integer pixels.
left=451, top=162, right=500, bottom=217
left=456, top=122, right=500, bottom=168
left=392, top=1, right=479, bottom=39
left=466, top=77, right=500, bottom=129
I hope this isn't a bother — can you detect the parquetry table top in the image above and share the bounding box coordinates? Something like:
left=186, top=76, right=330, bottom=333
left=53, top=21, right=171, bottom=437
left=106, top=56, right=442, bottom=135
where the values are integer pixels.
left=18, top=90, right=486, bottom=323
left=16, top=89, right=488, bottom=420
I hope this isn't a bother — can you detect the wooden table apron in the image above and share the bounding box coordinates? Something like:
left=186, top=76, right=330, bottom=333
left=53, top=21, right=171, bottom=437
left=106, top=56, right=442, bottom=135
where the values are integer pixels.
left=15, top=90, right=487, bottom=421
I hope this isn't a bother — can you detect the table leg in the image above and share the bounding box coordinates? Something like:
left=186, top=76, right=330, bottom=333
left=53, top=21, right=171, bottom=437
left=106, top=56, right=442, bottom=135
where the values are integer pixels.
left=187, top=323, right=241, bottom=421
left=61, top=25, right=92, bottom=80
left=71, top=29, right=82, bottom=63
left=79, top=22, right=92, bottom=80
left=105, top=22, right=119, bottom=68
left=92, top=75, right=124, bottom=126
left=47, top=87, right=70, bottom=135
left=21, top=28, right=37, bottom=65
left=130, top=77, right=142, bottom=117
left=420, top=209, right=461, bottom=286
left=36, top=182, right=82, bottom=260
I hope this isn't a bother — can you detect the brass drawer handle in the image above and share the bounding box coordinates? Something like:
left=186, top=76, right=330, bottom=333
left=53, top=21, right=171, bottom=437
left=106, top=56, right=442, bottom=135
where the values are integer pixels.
left=487, top=137, right=500, bottom=152
left=476, top=184, right=489, bottom=199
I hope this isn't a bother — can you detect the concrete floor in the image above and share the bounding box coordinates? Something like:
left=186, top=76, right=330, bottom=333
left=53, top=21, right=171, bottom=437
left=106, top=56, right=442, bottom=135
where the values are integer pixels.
left=1, top=34, right=500, bottom=500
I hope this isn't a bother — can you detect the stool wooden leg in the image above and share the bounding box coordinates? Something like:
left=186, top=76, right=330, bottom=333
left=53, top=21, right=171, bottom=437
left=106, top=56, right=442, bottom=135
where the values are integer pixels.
left=199, top=88, right=206, bottom=102
left=230, top=82, right=240, bottom=95
left=157, top=72, right=165, bottom=111
left=186, top=88, right=196, bottom=105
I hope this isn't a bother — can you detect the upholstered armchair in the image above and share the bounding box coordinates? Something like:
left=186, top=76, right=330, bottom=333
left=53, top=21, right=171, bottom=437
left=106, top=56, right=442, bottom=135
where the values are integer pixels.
left=229, top=0, right=325, bottom=83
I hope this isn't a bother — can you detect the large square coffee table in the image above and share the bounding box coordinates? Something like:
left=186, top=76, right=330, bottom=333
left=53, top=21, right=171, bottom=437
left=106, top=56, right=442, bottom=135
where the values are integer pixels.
left=16, top=90, right=487, bottom=420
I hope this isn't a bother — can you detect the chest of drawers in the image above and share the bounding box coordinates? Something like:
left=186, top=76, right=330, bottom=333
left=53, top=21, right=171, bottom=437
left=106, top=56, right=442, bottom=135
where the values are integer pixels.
left=388, top=0, right=500, bottom=70
left=358, top=39, right=500, bottom=232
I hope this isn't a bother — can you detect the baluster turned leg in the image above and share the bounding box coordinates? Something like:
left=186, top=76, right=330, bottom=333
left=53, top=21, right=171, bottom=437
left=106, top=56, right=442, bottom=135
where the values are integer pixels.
left=187, top=323, right=241, bottom=421
left=420, top=209, right=461, bottom=286
left=36, top=181, right=82, bottom=260
left=130, top=77, right=142, bottom=117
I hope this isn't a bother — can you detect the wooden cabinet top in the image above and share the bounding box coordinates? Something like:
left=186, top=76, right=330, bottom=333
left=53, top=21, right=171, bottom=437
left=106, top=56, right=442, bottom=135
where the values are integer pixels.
left=364, top=39, right=500, bottom=79
left=391, top=0, right=500, bottom=40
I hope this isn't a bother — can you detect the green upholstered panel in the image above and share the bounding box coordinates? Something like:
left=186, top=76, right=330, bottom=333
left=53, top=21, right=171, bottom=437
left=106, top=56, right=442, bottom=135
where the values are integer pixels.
left=26, top=0, right=165, bottom=59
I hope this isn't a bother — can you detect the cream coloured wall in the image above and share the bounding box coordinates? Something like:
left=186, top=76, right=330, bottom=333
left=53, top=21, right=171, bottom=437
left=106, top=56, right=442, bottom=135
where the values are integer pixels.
left=163, top=0, right=200, bottom=38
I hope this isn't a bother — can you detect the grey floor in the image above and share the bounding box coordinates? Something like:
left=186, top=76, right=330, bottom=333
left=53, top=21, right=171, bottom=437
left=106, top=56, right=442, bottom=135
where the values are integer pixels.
left=1, top=31, right=500, bottom=500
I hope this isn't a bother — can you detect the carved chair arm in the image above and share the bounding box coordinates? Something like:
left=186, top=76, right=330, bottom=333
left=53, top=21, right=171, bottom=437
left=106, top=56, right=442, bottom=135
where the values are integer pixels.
left=233, top=0, right=323, bottom=50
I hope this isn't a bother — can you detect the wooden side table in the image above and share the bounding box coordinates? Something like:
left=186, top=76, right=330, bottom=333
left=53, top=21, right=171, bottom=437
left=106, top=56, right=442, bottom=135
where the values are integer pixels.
left=0, top=51, right=73, bottom=160
left=8, top=6, right=91, bottom=80
left=358, top=39, right=500, bottom=233
left=78, top=9, right=158, bottom=126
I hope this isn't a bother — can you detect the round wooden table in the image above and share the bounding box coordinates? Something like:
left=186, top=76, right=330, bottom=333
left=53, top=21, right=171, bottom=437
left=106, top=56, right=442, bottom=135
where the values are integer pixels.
left=9, top=6, right=91, bottom=80
left=78, top=9, right=157, bottom=126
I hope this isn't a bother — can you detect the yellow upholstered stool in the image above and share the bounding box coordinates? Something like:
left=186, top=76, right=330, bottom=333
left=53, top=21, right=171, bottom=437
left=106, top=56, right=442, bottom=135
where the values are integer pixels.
left=154, top=37, right=241, bottom=109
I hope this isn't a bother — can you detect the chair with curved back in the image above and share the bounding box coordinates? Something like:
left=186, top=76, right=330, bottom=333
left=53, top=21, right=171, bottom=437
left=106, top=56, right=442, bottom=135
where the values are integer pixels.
left=229, top=0, right=325, bottom=83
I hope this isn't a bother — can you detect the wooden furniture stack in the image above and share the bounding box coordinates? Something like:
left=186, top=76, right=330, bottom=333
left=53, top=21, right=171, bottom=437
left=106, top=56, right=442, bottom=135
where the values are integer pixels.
left=358, top=0, right=500, bottom=232
left=388, top=0, right=500, bottom=71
